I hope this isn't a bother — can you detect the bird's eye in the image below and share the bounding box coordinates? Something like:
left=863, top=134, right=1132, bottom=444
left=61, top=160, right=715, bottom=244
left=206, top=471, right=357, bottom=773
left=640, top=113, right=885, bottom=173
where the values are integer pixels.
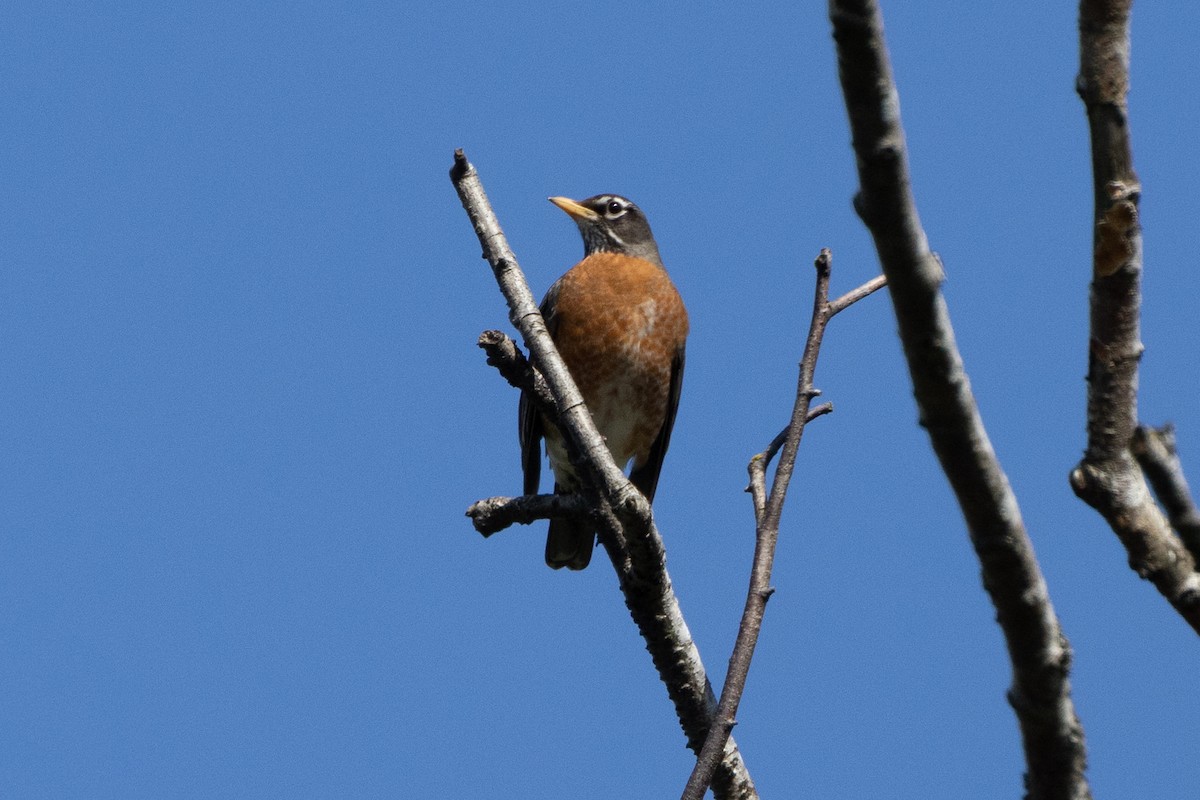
left=605, top=199, right=626, bottom=217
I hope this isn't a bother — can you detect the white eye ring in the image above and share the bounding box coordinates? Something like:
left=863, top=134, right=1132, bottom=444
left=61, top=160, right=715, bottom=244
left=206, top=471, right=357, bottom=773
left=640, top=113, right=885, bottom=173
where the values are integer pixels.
left=604, top=199, right=626, bottom=218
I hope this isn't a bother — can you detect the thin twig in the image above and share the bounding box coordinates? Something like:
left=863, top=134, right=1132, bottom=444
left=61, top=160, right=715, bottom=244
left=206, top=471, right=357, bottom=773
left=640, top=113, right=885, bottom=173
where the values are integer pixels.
left=829, top=2, right=1091, bottom=798
left=682, top=253, right=885, bottom=800
left=1133, top=425, right=1200, bottom=563
left=451, top=150, right=756, bottom=800
left=1068, top=0, right=1200, bottom=631
left=747, top=403, right=835, bottom=523
left=829, top=274, right=889, bottom=315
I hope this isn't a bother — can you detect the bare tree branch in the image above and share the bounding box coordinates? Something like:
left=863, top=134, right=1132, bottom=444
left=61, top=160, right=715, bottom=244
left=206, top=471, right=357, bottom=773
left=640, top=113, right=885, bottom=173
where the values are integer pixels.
left=466, top=493, right=590, bottom=537
left=1068, top=0, right=1200, bottom=632
left=829, top=273, right=889, bottom=315
left=467, top=329, right=597, bottom=534
left=682, top=253, right=885, bottom=800
left=1133, top=425, right=1200, bottom=564
left=747, top=403, right=836, bottom=520
left=476, top=329, right=555, bottom=416
left=451, top=150, right=757, bottom=800
left=828, top=2, right=1091, bottom=798
left=470, top=329, right=636, bottom=565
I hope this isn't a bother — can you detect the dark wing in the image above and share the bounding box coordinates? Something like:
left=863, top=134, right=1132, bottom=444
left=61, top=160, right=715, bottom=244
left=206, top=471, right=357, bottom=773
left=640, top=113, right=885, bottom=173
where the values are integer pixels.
left=518, top=283, right=561, bottom=496
left=518, top=390, right=542, bottom=496
left=629, top=343, right=685, bottom=504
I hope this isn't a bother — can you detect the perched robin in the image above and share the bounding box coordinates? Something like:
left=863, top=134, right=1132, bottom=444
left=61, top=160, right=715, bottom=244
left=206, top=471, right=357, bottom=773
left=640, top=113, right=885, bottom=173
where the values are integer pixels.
left=520, top=194, right=689, bottom=570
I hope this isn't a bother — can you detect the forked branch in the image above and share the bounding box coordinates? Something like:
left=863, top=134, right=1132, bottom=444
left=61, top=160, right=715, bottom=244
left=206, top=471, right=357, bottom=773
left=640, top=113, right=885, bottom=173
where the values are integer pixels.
left=682, top=252, right=885, bottom=800
left=1069, top=0, right=1200, bottom=632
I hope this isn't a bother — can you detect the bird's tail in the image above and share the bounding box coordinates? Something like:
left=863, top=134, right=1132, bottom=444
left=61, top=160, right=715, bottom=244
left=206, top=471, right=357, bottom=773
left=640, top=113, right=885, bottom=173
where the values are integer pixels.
left=545, top=516, right=594, bottom=570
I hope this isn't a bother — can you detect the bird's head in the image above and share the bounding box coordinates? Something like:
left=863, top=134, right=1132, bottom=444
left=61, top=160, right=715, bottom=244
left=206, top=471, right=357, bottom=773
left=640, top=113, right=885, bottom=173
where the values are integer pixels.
left=549, top=194, right=662, bottom=266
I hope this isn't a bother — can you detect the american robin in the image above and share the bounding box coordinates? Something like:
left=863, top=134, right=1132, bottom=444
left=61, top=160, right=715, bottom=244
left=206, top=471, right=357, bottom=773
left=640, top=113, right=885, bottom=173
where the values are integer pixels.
left=520, top=194, right=689, bottom=570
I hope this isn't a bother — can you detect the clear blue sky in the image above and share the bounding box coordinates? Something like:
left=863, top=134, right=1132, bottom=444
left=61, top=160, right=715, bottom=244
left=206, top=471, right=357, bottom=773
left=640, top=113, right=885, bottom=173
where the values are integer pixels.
left=4, top=3, right=1199, bottom=798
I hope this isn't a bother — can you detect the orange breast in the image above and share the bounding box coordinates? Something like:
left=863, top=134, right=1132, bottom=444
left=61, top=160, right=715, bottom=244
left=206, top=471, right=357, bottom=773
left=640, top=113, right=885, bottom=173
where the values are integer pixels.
left=547, top=253, right=688, bottom=467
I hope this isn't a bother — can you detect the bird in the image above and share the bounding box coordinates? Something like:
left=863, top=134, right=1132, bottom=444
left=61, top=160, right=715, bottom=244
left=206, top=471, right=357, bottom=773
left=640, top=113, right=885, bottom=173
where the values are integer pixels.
left=520, top=194, right=689, bottom=570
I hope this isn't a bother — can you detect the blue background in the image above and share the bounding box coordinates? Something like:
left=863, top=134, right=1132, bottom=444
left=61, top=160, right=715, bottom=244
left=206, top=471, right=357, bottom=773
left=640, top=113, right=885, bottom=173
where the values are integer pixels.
left=4, top=3, right=1198, bottom=798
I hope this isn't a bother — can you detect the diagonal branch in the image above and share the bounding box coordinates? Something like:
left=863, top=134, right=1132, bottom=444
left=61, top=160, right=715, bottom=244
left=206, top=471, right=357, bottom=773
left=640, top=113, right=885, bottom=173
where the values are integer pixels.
left=451, top=150, right=757, bottom=800
left=681, top=253, right=885, bottom=800
left=829, top=2, right=1091, bottom=798
left=476, top=329, right=555, bottom=418
left=465, top=330, right=591, bottom=534
left=1068, top=0, right=1200, bottom=632
left=747, top=402, right=835, bottom=520
left=1132, top=425, right=1200, bottom=565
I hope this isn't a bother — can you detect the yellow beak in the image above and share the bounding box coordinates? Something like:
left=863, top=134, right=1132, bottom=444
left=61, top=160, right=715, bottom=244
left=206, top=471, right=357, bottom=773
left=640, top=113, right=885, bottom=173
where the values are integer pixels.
left=548, top=196, right=599, bottom=222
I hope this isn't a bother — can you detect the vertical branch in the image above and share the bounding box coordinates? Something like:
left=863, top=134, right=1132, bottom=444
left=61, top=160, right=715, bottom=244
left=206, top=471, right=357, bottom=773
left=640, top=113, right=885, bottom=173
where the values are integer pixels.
left=451, top=151, right=757, bottom=800
left=1068, top=0, right=1200, bottom=630
left=681, top=255, right=884, bottom=800
left=829, top=2, right=1091, bottom=798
